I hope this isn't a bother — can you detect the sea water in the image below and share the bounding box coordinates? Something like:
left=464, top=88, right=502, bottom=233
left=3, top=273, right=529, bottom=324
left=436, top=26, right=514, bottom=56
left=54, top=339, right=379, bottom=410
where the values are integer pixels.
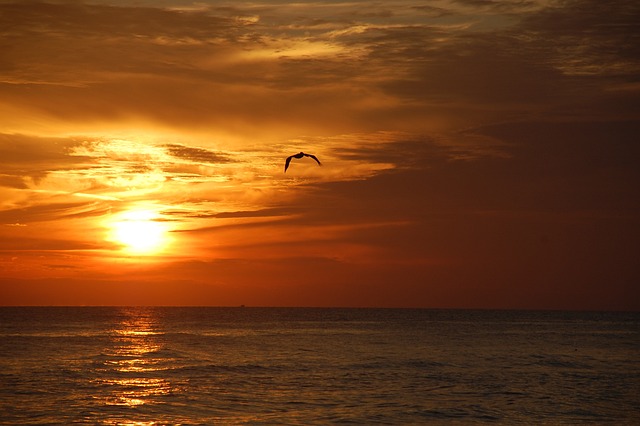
left=0, top=307, right=638, bottom=424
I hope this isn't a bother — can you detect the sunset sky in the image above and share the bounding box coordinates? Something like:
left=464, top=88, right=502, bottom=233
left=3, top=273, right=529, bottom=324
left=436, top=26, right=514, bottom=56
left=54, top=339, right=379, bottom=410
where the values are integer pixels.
left=1, top=0, right=638, bottom=309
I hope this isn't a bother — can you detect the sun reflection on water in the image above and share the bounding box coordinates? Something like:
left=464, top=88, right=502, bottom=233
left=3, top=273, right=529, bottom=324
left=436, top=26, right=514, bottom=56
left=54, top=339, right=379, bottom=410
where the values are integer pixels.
left=96, top=308, right=180, bottom=413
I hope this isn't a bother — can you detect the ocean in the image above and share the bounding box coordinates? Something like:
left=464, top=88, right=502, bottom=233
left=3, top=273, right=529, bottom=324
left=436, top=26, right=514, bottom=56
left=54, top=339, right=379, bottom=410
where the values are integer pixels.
left=0, top=307, right=638, bottom=424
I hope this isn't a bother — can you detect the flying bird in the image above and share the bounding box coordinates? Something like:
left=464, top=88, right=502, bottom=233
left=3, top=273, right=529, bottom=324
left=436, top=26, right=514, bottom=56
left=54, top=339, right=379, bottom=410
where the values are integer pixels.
left=284, top=152, right=321, bottom=172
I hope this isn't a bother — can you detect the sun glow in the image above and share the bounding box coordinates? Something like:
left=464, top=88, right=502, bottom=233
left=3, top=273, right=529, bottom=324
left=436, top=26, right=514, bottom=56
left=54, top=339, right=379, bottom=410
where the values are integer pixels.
left=109, top=209, right=170, bottom=255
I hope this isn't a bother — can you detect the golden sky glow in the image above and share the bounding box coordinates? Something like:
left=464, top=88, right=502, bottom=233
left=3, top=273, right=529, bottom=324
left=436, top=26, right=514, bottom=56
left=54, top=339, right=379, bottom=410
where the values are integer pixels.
left=1, top=0, right=639, bottom=309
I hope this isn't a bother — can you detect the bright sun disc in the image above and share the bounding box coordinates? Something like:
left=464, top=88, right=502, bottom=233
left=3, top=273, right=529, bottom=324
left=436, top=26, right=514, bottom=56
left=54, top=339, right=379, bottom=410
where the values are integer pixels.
left=110, top=209, right=168, bottom=255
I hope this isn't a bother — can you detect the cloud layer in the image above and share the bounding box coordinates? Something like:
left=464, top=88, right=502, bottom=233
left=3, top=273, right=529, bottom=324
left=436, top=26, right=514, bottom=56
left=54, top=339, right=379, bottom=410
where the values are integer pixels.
left=2, top=0, right=638, bottom=134
left=0, top=0, right=638, bottom=308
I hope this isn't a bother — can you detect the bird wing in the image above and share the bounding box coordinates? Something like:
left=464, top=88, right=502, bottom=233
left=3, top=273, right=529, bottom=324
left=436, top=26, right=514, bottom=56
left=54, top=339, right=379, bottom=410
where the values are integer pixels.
left=284, top=155, right=293, bottom=172
left=305, top=153, right=321, bottom=166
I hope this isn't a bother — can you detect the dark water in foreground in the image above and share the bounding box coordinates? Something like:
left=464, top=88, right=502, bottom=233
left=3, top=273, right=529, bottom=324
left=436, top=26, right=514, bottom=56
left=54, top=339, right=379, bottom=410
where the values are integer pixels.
left=0, top=308, right=638, bottom=424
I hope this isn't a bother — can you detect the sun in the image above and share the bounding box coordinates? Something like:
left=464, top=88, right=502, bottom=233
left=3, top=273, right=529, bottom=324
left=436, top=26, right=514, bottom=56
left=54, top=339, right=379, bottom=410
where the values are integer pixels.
left=109, top=209, right=170, bottom=255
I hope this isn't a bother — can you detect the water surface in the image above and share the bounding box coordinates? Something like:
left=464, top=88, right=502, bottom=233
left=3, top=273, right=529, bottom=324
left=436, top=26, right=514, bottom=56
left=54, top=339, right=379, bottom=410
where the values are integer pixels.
left=0, top=308, right=638, bottom=424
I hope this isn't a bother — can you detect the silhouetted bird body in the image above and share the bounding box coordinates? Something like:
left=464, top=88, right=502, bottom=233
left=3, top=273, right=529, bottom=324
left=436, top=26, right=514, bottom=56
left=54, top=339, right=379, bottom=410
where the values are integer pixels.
left=284, top=152, right=321, bottom=172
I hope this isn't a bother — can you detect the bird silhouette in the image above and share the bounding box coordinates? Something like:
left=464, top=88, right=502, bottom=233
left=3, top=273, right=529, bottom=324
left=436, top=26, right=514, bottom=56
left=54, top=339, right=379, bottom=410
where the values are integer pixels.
left=284, top=152, right=321, bottom=172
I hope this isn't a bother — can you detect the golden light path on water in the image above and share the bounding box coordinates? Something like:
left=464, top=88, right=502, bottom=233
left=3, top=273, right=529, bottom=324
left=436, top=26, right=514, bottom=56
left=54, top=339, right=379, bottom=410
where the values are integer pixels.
left=91, top=308, right=272, bottom=425
left=97, top=309, right=174, bottom=416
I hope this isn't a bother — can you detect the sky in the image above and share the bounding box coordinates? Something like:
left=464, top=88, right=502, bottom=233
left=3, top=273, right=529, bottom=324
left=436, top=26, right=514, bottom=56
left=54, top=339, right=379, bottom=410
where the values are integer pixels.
left=0, top=0, right=639, bottom=309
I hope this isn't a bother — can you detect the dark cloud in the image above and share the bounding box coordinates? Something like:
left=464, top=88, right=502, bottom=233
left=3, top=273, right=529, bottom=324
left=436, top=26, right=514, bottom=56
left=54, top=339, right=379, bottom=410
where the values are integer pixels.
left=308, top=120, right=640, bottom=221
left=0, top=133, right=87, bottom=183
left=2, top=0, right=636, bottom=135
left=323, top=0, right=640, bottom=126
left=0, top=234, right=104, bottom=251
left=410, top=5, right=451, bottom=18
left=0, top=133, right=79, bottom=164
left=163, top=144, right=233, bottom=164
left=212, top=207, right=299, bottom=219
left=0, top=201, right=110, bottom=224
left=0, top=2, right=242, bottom=80
left=520, top=0, right=640, bottom=79
left=162, top=207, right=297, bottom=221
left=0, top=175, right=27, bottom=189
left=452, top=0, right=537, bottom=10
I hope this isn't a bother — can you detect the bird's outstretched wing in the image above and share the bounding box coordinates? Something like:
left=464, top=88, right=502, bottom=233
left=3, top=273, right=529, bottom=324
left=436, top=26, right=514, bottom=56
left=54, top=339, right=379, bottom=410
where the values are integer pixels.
left=305, top=153, right=321, bottom=166
left=284, top=155, right=293, bottom=172
left=284, top=152, right=321, bottom=172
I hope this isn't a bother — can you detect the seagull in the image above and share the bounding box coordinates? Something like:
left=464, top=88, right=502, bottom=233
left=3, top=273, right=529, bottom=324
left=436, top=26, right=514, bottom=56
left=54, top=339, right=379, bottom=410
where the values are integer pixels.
left=284, top=152, right=321, bottom=172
